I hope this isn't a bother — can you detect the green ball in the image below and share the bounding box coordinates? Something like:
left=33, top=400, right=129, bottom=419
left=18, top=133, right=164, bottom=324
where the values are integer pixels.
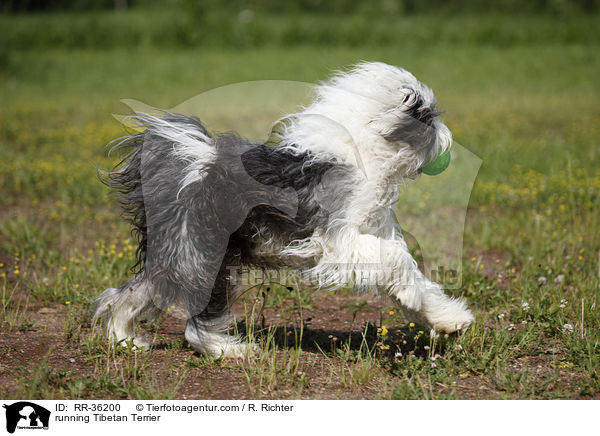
left=422, top=147, right=451, bottom=176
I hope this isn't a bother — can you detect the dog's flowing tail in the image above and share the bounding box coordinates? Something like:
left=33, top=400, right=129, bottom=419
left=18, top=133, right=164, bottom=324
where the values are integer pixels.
left=100, top=131, right=147, bottom=272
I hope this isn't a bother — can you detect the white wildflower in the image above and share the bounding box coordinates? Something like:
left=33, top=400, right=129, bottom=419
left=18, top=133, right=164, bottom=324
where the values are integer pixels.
left=562, top=323, right=574, bottom=334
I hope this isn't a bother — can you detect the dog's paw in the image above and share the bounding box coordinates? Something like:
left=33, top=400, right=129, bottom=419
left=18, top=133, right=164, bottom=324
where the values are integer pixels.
left=185, top=325, right=258, bottom=359
left=132, top=335, right=152, bottom=350
left=425, top=298, right=475, bottom=334
left=217, top=342, right=259, bottom=359
left=431, top=311, right=474, bottom=334
left=199, top=340, right=259, bottom=360
left=402, top=294, right=475, bottom=335
left=114, top=335, right=151, bottom=351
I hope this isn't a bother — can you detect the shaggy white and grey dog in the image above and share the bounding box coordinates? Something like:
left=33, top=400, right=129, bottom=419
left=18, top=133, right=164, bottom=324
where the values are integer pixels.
left=93, top=62, right=474, bottom=358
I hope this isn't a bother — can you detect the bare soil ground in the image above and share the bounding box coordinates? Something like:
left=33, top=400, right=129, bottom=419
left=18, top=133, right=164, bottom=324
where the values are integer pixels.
left=1, top=291, right=396, bottom=399
left=2, top=286, right=592, bottom=400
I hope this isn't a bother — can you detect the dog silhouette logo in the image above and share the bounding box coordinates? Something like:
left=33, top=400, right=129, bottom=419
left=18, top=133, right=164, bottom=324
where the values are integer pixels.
left=3, top=402, right=50, bottom=433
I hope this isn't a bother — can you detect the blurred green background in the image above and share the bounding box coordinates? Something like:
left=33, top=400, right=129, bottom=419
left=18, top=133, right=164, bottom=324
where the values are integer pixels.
left=1, top=0, right=598, bottom=252
left=2, top=0, right=599, bottom=49
left=2, top=0, right=598, bottom=199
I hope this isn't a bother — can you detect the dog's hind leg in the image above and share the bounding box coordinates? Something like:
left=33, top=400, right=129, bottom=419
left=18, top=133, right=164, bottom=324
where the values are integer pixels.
left=93, top=277, right=158, bottom=349
left=185, top=315, right=258, bottom=359
left=184, top=258, right=257, bottom=359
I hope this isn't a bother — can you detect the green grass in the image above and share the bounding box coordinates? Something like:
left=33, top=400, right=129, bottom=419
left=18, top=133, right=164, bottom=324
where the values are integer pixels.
left=2, top=8, right=599, bottom=50
left=0, top=11, right=599, bottom=399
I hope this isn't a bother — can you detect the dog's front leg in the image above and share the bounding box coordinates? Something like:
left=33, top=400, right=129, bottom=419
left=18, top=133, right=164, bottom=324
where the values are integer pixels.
left=342, top=234, right=474, bottom=334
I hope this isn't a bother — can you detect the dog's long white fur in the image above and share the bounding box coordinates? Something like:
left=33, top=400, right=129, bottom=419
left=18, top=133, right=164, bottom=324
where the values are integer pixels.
left=94, top=62, right=474, bottom=358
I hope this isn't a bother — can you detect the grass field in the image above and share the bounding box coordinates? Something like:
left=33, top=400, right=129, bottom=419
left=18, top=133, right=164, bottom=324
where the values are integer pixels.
left=1, top=10, right=599, bottom=399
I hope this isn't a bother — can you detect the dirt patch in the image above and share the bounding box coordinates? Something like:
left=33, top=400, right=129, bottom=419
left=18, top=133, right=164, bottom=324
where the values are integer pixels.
left=1, top=288, right=596, bottom=400
left=0, top=291, right=399, bottom=400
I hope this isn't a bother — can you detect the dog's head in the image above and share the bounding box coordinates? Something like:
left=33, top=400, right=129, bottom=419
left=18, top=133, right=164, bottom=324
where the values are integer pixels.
left=284, top=62, right=451, bottom=181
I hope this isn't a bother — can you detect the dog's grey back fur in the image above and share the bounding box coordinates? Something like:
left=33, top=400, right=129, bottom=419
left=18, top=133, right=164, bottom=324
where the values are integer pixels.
left=101, top=113, right=357, bottom=321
